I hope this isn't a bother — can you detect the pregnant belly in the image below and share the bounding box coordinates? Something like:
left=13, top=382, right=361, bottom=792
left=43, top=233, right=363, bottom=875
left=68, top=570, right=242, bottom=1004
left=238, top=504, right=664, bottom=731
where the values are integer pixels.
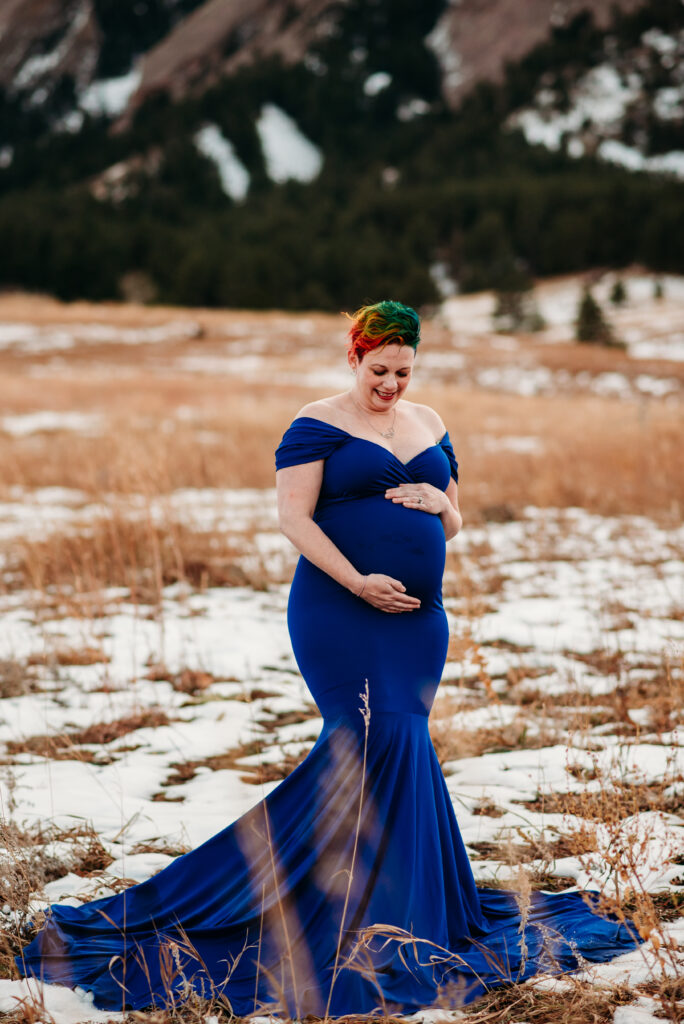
left=315, top=494, right=446, bottom=604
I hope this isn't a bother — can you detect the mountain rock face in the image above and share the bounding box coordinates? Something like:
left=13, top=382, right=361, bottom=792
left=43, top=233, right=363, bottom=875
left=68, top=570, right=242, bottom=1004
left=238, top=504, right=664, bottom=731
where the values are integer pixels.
left=429, top=0, right=647, bottom=106
left=0, top=0, right=100, bottom=94
left=123, top=0, right=343, bottom=121
left=118, top=0, right=656, bottom=117
left=0, top=0, right=657, bottom=119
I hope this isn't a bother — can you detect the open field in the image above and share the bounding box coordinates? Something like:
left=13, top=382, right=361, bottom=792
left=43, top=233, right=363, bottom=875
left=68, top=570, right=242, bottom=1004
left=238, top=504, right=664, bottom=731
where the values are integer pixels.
left=0, top=270, right=681, bottom=1023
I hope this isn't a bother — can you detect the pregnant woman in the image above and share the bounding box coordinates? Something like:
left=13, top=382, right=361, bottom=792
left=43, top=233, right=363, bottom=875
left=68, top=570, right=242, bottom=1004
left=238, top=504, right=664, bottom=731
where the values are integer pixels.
left=17, top=301, right=639, bottom=1015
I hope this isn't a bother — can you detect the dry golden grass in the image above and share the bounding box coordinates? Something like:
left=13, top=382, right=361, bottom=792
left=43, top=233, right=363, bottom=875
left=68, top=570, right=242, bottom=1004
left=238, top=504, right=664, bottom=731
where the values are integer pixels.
left=26, top=645, right=109, bottom=666
left=0, top=382, right=680, bottom=521
left=0, top=293, right=682, bottom=1022
left=0, top=292, right=681, bottom=523
left=4, top=513, right=272, bottom=602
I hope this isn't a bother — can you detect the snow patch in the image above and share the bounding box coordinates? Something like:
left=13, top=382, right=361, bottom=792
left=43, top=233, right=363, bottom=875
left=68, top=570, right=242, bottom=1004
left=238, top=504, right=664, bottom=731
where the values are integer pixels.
left=256, top=104, right=323, bottom=184
left=194, top=124, right=250, bottom=201
left=426, top=17, right=463, bottom=93
left=653, top=85, right=684, bottom=121
left=78, top=67, right=142, bottom=118
left=363, top=71, right=392, bottom=96
left=641, top=28, right=679, bottom=56
left=614, top=997, right=667, bottom=1024
left=475, top=365, right=555, bottom=396
left=0, top=320, right=201, bottom=353
left=54, top=109, right=85, bottom=134
left=629, top=336, right=684, bottom=361
left=598, top=139, right=684, bottom=180
left=0, top=978, right=122, bottom=1024
left=430, top=261, right=458, bottom=299
left=509, top=51, right=684, bottom=180
left=473, top=435, right=544, bottom=455
left=0, top=412, right=104, bottom=437
left=634, top=373, right=680, bottom=396
left=510, top=64, right=642, bottom=151
left=397, top=97, right=431, bottom=121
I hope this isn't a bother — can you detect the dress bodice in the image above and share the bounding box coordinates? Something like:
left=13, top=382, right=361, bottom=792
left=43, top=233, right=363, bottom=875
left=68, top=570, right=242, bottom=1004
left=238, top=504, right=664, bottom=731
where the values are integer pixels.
left=275, top=416, right=459, bottom=513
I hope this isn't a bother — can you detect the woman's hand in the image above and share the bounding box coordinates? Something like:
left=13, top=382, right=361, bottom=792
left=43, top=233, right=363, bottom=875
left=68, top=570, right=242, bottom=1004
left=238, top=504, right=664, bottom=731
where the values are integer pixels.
left=358, top=573, right=421, bottom=613
left=384, top=483, right=448, bottom=514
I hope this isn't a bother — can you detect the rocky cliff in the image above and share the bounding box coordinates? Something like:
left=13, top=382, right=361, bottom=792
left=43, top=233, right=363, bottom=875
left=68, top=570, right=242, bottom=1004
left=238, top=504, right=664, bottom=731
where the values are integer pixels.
left=0, top=0, right=100, bottom=93
left=429, top=0, right=646, bottom=106
left=2, top=0, right=650, bottom=119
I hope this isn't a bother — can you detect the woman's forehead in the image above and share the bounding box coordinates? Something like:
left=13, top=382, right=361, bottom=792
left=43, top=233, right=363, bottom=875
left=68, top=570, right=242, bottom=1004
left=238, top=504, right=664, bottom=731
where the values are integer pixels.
left=366, top=344, right=415, bottom=367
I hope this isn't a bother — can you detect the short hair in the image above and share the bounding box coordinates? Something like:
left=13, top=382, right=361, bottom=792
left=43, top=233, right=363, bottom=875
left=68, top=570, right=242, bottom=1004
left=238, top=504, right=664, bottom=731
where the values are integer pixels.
left=345, top=300, right=420, bottom=361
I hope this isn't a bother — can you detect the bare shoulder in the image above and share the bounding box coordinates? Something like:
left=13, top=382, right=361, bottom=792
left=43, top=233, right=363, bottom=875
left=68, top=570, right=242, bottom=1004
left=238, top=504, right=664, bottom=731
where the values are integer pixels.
left=403, top=401, right=446, bottom=440
left=295, top=394, right=348, bottom=425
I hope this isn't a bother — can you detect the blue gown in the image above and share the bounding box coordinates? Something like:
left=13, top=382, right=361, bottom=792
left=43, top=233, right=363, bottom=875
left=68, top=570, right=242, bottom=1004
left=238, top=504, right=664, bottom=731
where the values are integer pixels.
left=17, top=416, right=640, bottom=1014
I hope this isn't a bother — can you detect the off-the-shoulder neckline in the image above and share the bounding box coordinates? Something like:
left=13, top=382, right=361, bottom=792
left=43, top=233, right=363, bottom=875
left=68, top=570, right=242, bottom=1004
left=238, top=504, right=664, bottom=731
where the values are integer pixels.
left=290, top=415, right=449, bottom=468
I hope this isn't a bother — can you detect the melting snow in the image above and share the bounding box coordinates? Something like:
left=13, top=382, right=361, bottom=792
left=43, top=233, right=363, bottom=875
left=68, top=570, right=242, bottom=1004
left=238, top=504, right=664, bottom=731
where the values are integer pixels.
left=78, top=67, right=142, bottom=118
left=473, top=435, right=543, bottom=455
left=0, top=495, right=681, bottom=1020
left=426, top=17, right=463, bottom=94
left=429, top=261, right=458, bottom=299
left=629, top=336, right=684, bottom=361
left=256, top=104, right=323, bottom=184
left=0, top=979, right=123, bottom=1024
left=194, top=124, right=250, bottom=201
left=54, top=109, right=85, bottom=134
left=0, top=412, right=103, bottom=437
left=475, top=365, right=555, bottom=396
left=598, top=139, right=684, bottom=180
left=653, top=85, right=684, bottom=120
left=0, top=320, right=201, bottom=353
left=510, top=64, right=642, bottom=151
left=641, top=27, right=680, bottom=56
left=509, top=58, right=684, bottom=180
left=397, top=97, right=431, bottom=121
left=363, top=71, right=392, bottom=96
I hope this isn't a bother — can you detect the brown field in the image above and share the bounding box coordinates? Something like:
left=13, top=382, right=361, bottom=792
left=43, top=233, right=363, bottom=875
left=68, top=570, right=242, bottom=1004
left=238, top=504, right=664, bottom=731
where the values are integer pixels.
left=0, top=288, right=681, bottom=523
left=0, top=282, right=682, bottom=1024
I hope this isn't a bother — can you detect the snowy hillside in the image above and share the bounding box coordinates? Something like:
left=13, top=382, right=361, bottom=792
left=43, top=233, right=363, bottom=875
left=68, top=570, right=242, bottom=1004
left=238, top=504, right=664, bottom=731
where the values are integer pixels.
left=509, top=27, right=684, bottom=179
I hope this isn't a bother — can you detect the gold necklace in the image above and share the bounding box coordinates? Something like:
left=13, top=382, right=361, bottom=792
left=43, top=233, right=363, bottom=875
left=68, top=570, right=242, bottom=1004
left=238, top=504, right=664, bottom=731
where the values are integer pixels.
left=352, top=397, right=397, bottom=439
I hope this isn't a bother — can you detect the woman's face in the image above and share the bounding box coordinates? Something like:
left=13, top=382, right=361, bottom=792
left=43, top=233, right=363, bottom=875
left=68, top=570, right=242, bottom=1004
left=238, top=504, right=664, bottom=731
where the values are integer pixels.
left=349, top=343, right=415, bottom=412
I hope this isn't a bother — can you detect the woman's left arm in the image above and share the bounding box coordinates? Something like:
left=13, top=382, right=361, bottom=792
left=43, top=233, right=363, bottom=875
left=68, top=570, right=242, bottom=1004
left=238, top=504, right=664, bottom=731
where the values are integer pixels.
left=439, top=479, right=462, bottom=541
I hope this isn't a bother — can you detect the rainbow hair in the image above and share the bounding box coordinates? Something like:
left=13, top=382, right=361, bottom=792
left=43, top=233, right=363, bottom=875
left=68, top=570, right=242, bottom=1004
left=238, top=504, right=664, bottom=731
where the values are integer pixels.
left=345, top=300, right=420, bottom=361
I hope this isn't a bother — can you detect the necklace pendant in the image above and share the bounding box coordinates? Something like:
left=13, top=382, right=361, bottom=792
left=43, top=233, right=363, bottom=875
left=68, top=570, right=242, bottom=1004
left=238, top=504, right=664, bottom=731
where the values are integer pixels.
left=380, top=427, right=395, bottom=439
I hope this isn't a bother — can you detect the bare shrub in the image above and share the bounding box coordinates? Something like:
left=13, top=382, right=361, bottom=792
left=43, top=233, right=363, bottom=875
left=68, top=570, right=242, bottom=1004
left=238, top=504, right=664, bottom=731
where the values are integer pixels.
left=0, top=659, right=41, bottom=698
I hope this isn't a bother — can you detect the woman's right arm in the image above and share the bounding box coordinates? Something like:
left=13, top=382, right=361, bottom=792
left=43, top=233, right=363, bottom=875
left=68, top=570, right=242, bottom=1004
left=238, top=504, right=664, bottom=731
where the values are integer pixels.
left=276, top=461, right=420, bottom=613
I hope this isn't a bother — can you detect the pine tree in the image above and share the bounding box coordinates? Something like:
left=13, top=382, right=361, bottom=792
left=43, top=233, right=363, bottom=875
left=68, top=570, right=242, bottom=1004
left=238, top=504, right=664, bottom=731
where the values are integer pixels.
left=576, top=288, right=618, bottom=346
left=610, top=279, right=627, bottom=305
